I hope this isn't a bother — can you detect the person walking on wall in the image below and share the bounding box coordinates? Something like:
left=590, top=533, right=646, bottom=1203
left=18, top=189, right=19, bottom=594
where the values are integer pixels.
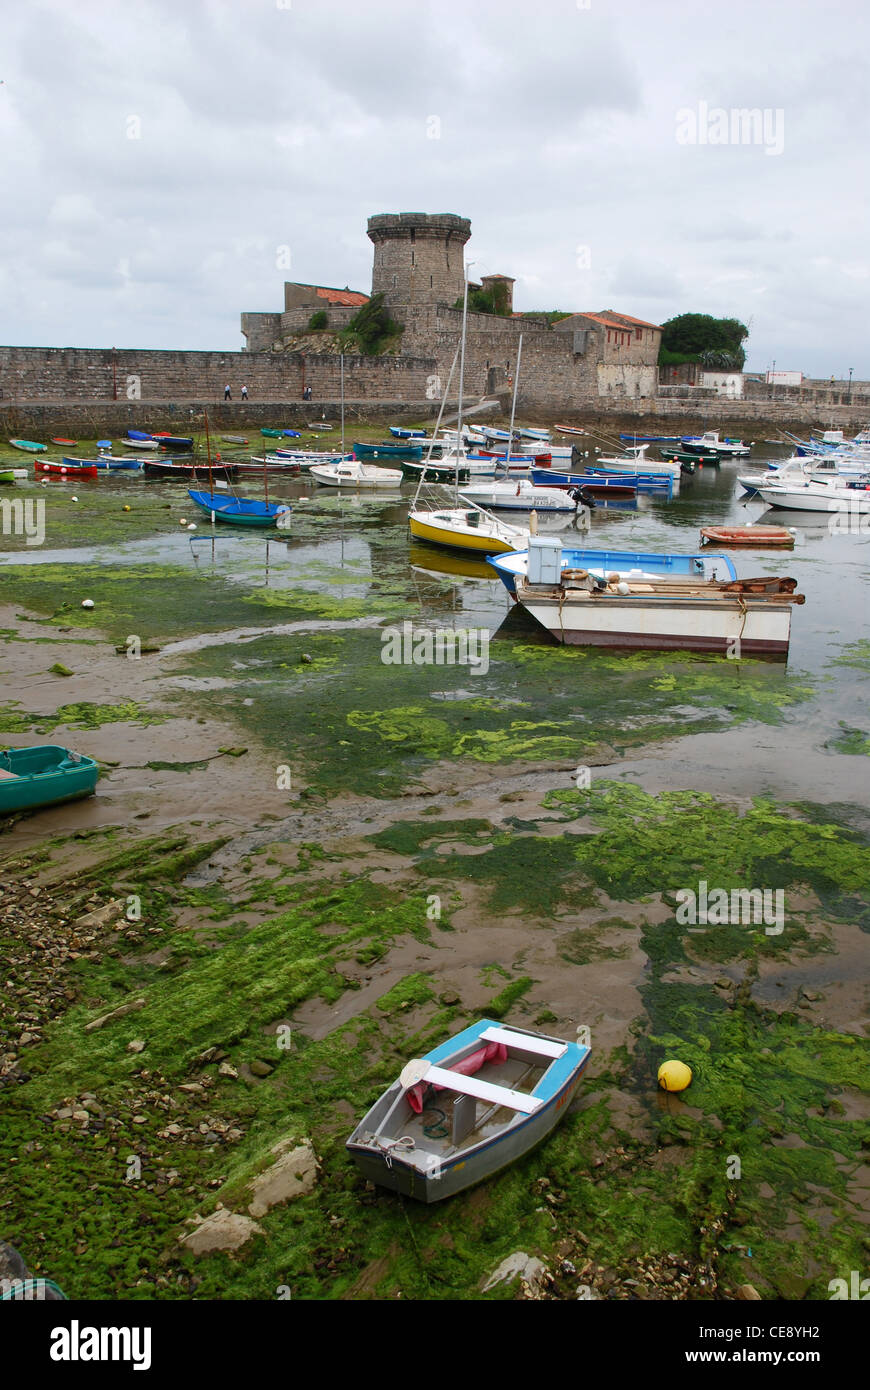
left=241, top=385, right=248, bottom=400
left=224, top=383, right=232, bottom=400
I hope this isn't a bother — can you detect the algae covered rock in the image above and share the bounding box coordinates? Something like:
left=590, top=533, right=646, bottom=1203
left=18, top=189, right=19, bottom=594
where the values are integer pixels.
left=180, top=1208, right=263, bottom=1255
left=246, top=1138, right=319, bottom=1217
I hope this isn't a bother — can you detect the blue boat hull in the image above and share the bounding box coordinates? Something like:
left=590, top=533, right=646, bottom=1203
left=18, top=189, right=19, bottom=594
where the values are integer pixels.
left=68, top=456, right=141, bottom=471
left=187, top=489, right=292, bottom=527
left=531, top=467, right=673, bottom=496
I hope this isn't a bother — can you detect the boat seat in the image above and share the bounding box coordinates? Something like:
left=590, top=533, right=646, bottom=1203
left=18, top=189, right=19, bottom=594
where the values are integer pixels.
left=479, top=1026, right=567, bottom=1059
left=0, top=767, right=19, bottom=779
left=421, top=1064, right=543, bottom=1114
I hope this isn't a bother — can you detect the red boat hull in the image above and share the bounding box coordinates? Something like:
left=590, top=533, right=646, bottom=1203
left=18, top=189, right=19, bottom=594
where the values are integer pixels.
left=35, top=461, right=98, bottom=478
left=700, top=525, right=794, bottom=548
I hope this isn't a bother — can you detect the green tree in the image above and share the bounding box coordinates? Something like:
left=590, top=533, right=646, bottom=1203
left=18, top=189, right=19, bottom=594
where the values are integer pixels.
left=340, top=293, right=403, bottom=355
left=453, top=284, right=512, bottom=317
left=308, top=309, right=328, bottom=330
left=659, top=313, right=748, bottom=368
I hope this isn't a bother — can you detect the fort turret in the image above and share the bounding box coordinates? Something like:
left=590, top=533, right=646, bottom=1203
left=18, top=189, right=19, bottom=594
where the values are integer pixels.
left=367, top=212, right=471, bottom=308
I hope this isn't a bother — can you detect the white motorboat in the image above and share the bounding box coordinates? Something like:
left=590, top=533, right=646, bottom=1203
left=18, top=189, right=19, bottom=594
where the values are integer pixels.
left=738, top=455, right=870, bottom=492
left=310, top=460, right=403, bottom=488
left=121, top=437, right=159, bottom=449
left=757, top=479, right=870, bottom=513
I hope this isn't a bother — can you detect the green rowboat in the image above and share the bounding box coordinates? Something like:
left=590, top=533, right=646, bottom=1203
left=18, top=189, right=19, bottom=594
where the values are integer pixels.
left=354, top=440, right=423, bottom=460
left=0, top=745, right=99, bottom=815
left=261, top=428, right=284, bottom=438
left=8, top=439, right=47, bottom=453
left=0, top=469, right=15, bottom=484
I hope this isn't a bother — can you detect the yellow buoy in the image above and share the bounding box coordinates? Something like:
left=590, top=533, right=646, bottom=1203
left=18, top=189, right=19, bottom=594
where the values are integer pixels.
left=123, top=505, right=131, bottom=512
left=658, top=1059, right=692, bottom=1092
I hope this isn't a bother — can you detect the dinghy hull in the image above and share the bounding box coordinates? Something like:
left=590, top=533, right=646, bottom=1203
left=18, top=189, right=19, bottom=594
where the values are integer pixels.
left=347, top=1019, right=590, bottom=1202
left=0, top=745, right=99, bottom=815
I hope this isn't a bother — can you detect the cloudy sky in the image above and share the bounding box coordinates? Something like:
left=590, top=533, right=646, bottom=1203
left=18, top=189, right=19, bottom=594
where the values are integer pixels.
left=2, top=0, right=868, bottom=377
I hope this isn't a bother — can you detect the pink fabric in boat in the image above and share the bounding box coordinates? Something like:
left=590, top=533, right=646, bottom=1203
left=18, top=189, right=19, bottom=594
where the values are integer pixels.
left=407, top=1041, right=508, bottom=1114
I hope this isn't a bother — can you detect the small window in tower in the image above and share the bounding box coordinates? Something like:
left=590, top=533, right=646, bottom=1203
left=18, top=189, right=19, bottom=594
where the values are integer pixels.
left=430, top=275, right=433, bottom=288
left=393, top=274, right=397, bottom=287
left=410, top=228, right=415, bottom=242
left=411, top=251, right=415, bottom=266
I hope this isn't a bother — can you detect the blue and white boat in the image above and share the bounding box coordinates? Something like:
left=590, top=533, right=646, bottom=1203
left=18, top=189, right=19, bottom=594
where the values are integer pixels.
left=187, top=489, right=292, bottom=528
left=389, top=426, right=427, bottom=439
left=68, top=455, right=143, bottom=471
left=346, top=1019, right=590, bottom=1202
left=531, top=466, right=673, bottom=497
left=281, top=430, right=301, bottom=438
left=489, top=543, right=736, bottom=596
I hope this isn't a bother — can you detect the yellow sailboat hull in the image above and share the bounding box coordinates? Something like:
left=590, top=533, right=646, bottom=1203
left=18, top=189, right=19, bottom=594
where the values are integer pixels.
left=408, top=515, right=521, bottom=554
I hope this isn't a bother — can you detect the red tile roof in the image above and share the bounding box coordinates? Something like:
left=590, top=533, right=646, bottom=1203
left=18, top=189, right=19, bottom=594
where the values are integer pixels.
left=314, top=286, right=369, bottom=307
left=579, top=310, right=661, bottom=331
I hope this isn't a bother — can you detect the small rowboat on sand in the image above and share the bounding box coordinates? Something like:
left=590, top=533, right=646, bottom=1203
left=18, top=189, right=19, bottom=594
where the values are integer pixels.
left=9, top=439, right=47, bottom=453
left=222, top=435, right=249, bottom=445
left=700, top=525, right=795, bottom=547
left=346, top=1019, right=591, bottom=1202
left=0, top=744, right=99, bottom=815
left=50, top=437, right=77, bottom=446
left=35, top=461, right=98, bottom=478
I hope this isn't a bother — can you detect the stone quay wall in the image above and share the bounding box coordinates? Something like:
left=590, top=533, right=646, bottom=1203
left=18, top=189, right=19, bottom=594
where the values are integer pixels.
left=2, top=342, right=868, bottom=438
left=0, top=345, right=437, bottom=408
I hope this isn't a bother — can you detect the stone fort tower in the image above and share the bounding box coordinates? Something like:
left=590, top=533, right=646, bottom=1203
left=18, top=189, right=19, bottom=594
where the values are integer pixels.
left=367, top=212, right=471, bottom=309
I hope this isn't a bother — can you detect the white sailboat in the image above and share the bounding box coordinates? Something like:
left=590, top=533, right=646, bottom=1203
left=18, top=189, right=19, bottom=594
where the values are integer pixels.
left=409, top=301, right=589, bottom=554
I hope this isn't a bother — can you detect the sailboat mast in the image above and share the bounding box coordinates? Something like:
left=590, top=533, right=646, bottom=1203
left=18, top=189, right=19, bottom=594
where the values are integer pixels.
left=340, top=353, right=345, bottom=456
left=455, top=267, right=470, bottom=505
left=204, top=408, right=213, bottom=494
left=506, top=334, right=522, bottom=473
left=412, top=344, right=460, bottom=510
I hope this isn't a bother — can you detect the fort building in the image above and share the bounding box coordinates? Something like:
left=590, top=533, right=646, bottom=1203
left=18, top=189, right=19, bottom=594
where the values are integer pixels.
left=240, top=211, right=663, bottom=407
